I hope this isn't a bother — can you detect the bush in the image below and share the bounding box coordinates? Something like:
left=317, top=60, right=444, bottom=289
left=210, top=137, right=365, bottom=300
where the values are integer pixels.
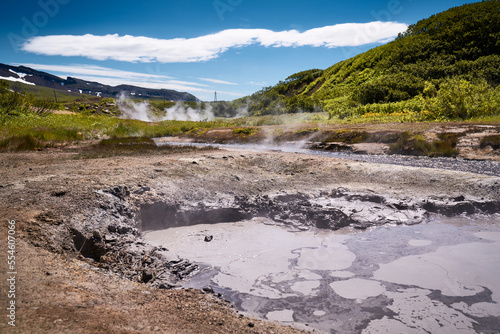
left=30, top=97, right=59, bottom=116
left=233, top=127, right=258, bottom=136
left=422, top=78, right=500, bottom=120
left=0, top=88, right=27, bottom=116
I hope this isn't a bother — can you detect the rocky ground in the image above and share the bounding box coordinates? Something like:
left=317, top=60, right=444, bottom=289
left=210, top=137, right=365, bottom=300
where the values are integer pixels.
left=0, top=123, right=499, bottom=333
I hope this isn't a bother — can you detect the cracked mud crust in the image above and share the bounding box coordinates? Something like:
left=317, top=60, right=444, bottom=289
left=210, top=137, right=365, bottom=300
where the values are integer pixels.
left=0, top=141, right=499, bottom=333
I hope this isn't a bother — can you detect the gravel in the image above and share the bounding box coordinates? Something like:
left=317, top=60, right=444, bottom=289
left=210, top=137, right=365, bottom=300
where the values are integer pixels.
left=157, top=141, right=500, bottom=177
left=311, top=151, right=500, bottom=177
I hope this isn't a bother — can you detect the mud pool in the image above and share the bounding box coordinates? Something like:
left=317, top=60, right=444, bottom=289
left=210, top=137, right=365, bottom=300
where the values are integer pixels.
left=143, top=217, right=500, bottom=334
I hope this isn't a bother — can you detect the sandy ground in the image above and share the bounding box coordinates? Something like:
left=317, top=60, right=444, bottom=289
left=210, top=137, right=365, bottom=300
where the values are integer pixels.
left=0, top=138, right=499, bottom=333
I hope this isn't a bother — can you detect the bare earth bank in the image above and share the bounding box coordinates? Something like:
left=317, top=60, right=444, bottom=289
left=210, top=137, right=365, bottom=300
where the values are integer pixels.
left=1, top=144, right=499, bottom=333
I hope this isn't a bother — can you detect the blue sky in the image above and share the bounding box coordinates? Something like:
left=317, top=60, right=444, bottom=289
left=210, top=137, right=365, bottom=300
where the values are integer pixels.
left=0, top=0, right=481, bottom=101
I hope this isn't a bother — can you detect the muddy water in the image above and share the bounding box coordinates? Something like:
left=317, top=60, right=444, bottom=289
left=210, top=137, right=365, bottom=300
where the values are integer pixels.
left=143, top=217, right=500, bottom=334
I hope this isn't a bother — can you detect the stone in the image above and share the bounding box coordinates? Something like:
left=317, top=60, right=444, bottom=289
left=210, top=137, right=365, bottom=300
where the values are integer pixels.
left=203, top=286, right=214, bottom=293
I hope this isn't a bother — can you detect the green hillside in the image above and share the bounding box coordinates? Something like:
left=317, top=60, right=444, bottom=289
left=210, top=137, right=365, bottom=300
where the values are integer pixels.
left=235, top=0, right=500, bottom=121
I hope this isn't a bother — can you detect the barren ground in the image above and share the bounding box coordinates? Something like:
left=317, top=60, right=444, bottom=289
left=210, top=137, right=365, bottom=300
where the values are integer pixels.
left=0, top=122, right=499, bottom=333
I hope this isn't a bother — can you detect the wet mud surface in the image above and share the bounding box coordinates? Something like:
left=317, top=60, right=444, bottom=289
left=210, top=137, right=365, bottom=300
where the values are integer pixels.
left=144, top=217, right=500, bottom=334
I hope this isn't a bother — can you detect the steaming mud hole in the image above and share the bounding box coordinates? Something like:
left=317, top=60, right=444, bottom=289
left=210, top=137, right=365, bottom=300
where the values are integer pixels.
left=138, top=184, right=500, bottom=333
left=143, top=218, right=500, bottom=334
left=1, top=140, right=500, bottom=333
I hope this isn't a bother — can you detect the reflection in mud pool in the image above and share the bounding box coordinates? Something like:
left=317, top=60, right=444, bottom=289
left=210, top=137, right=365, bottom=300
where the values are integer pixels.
left=143, top=217, right=500, bottom=334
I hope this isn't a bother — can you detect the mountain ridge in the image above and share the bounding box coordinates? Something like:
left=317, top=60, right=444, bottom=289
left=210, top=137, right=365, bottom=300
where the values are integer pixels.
left=0, top=63, right=198, bottom=102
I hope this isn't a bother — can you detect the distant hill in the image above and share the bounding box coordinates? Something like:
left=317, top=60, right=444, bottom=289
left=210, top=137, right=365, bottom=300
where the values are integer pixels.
left=0, top=63, right=198, bottom=102
left=238, top=0, right=500, bottom=119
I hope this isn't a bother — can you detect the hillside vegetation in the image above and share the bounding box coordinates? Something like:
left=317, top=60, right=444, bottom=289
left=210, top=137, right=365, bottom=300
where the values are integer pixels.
left=1, top=1, right=499, bottom=152
left=229, top=0, right=500, bottom=121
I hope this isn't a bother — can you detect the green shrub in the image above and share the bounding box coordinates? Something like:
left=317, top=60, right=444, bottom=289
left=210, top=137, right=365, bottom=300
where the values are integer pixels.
left=294, top=127, right=319, bottom=136
left=233, top=127, right=258, bottom=136
left=422, top=78, right=500, bottom=120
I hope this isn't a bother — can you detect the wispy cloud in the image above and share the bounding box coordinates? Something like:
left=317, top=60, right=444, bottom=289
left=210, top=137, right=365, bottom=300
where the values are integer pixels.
left=19, top=63, right=211, bottom=93
left=74, top=75, right=209, bottom=92
left=18, top=63, right=173, bottom=81
left=198, top=77, right=237, bottom=85
left=22, top=22, right=407, bottom=63
left=248, top=81, right=268, bottom=86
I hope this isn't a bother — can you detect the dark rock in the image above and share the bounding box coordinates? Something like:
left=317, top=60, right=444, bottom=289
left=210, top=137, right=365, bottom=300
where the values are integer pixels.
left=310, top=142, right=353, bottom=151
left=204, top=235, right=213, bottom=242
left=475, top=200, right=500, bottom=214
left=141, top=270, right=153, bottom=283
left=203, top=286, right=214, bottom=293
left=133, top=186, right=151, bottom=195
left=423, top=200, right=474, bottom=216
left=117, top=225, right=134, bottom=234
left=92, top=230, right=102, bottom=240
left=103, top=185, right=130, bottom=200
left=51, top=190, right=67, bottom=197
left=103, top=234, right=117, bottom=243
left=70, top=228, right=107, bottom=261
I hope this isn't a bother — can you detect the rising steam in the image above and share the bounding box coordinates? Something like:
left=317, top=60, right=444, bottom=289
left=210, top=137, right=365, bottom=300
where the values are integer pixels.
left=164, top=102, right=215, bottom=121
left=117, top=93, right=157, bottom=122
left=117, top=93, right=215, bottom=122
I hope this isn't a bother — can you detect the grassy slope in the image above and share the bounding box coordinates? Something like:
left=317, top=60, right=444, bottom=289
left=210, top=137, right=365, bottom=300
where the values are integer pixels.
left=1, top=79, right=86, bottom=103
left=311, top=1, right=499, bottom=103
left=238, top=0, right=500, bottom=120
left=2, top=2, right=499, bottom=154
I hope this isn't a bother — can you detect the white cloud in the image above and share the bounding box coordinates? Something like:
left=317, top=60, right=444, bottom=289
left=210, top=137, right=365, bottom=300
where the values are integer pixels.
left=22, top=22, right=407, bottom=63
left=74, top=75, right=208, bottom=92
left=18, top=63, right=173, bottom=80
left=198, top=77, right=237, bottom=85
left=248, top=81, right=268, bottom=86
left=18, top=63, right=212, bottom=92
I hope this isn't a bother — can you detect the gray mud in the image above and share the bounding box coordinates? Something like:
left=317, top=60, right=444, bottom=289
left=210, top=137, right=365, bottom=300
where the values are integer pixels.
left=144, top=217, right=500, bottom=334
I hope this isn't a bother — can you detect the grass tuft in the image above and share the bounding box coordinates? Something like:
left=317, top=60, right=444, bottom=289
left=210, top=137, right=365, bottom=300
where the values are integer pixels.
left=389, top=132, right=459, bottom=157
left=0, top=134, right=51, bottom=151
left=76, top=137, right=216, bottom=159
